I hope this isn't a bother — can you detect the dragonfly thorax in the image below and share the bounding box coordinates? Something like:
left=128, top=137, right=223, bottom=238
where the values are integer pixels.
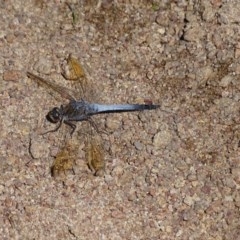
left=46, top=107, right=63, bottom=123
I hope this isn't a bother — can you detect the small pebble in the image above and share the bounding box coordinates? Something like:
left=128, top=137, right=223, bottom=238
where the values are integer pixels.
left=3, top=70, right=21, bottom=81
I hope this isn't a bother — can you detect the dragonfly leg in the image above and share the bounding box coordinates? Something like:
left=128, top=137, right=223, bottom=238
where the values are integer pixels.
left=64, top=120, right=76, bottom=136
left=88, top=117, right=108, bottom=135
left=42, top=119, right=63, bottom=135
left=88, top=117, right=100, bottom=133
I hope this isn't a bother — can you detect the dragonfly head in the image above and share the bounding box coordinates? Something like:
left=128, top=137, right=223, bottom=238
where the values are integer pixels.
left=46, top=107, right=62, bottom=123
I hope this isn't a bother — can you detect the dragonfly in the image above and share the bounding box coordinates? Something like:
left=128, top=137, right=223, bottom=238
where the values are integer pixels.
left=27, top=54, right=159, bottom=177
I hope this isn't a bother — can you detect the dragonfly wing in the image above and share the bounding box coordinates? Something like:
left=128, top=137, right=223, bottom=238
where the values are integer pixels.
left=85, top=130, right=105, bottom=176
left=61, top=54, right=97, bottom=102
left=27, top=72, right=76, bottom=101
left=51, top=157, right=74, bottom=178
left=62, top=54, right=105, bottom=176
left=51, top=137, right=77, bottom=179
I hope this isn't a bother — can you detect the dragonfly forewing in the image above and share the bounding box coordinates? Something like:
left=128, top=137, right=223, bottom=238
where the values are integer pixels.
left=51, top=138, right=78, bottom=178
left=27, top=72, right=76, bottom=101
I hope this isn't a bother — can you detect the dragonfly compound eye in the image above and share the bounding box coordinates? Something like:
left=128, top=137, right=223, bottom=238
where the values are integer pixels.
left=46, top=107, right=61, bottom=123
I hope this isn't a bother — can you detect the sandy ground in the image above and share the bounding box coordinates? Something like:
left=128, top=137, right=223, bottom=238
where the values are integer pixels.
left=1, top=0, right=240, bottom=239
